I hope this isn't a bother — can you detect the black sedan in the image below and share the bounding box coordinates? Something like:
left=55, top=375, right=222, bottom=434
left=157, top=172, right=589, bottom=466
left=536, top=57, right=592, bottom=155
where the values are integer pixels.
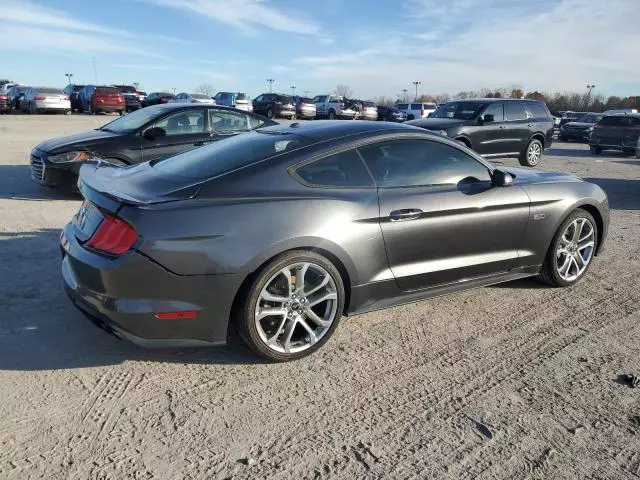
left=30, top=104, right=277, bottom=189
left=61, top=121, right=609, bottom=361
left=376, top=105, right=407, bottom=122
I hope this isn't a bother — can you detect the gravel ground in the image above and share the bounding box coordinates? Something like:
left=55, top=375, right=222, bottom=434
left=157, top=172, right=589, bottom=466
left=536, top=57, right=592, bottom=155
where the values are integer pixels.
left=1, top=114, right=639, bottom=480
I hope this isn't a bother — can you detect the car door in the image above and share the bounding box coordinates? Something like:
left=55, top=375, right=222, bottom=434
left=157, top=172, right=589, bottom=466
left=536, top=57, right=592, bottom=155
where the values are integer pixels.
left=503, top=101, right=531, bottom=154
left=252, top=94, right=265, bottom=114
left=141, top=108, right=210, bottom=162
left=474, top=102, right=507, bottom=155
left=314, top=95, right=327, bottom=116
left=358, top=137, right=530, bottom=291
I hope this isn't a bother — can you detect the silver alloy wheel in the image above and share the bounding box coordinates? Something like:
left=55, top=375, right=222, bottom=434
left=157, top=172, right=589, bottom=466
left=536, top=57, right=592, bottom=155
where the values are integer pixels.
left=255, top=262, right=338, bottom=354
left=556, top=217, right=595, bottom=282
left=528, top=142, right=542, bottom=165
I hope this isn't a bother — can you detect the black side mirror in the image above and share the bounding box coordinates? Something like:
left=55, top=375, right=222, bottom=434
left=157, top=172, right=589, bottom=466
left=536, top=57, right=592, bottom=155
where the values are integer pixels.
left=492, top=169, right=514, bottom=187
left=143, top=126, right=166, bottom=140
left=482, top=113, right=495, bottom=123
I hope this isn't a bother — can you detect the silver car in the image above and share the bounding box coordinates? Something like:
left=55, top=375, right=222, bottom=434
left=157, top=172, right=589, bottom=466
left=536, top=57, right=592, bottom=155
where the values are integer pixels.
left=22, top=87, right=71, bottom=114
left=171, top=92, right=215, bottom=104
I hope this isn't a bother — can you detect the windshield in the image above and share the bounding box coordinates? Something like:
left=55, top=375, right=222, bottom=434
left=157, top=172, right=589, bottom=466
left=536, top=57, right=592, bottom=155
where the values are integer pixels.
left=99, top=105, right=165, bottom=134
left=39, top=88, right=64, bottom=94
left=576, top=114, right=602, bottom=123
left=153, top=131, right=313, bottom=179
left=191, top=94, right=211, bottom=99
left=96, top=87, right=120, bottom=94
left=115, top=85, right=137, bottom=93
left=431, top=101, right=486, bottom=120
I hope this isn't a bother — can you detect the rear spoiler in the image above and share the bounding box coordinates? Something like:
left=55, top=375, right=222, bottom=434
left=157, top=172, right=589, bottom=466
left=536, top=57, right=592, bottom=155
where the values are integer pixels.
left=78, top=160, right=203, bottom=212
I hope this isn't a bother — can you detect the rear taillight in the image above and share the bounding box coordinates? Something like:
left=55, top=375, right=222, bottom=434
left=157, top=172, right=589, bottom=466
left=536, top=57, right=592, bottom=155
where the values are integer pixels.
left=34, top=96, right=46, bottom=100
left=85, top=214, right=137, bottom=255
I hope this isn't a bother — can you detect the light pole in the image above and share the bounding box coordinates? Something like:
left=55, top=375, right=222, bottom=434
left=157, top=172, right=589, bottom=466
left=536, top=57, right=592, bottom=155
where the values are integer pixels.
left=401, top=89, right=408, bottom=102
left=65, top=73, right=73, bottom=84
left=412, top=81, right=421, bottom=101
left=290, top=85, right=296, bottom=96
left=586, top=84, right=595, bottom=108
left=303, top=90, right=309, bottom=97
left=267, top=78, right=275, bottom=93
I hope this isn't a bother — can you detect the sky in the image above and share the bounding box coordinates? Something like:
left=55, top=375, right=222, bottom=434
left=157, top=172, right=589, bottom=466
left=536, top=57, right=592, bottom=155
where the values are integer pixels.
left=2, top=0, right=639, bottom=99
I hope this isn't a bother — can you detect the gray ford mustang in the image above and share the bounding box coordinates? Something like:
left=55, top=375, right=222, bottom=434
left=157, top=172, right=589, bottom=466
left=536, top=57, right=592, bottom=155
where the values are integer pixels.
left=61, top=121, right=609, bottom=361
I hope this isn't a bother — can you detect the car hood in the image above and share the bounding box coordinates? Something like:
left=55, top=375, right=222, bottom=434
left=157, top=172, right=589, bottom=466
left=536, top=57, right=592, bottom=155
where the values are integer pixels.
left=563, top=122, right=592, bottom=128
left=501, top=166, right=580, bottom=185
left=405, top=118, right=470, bottom=129
left=36, top=129, right=121, bottom=154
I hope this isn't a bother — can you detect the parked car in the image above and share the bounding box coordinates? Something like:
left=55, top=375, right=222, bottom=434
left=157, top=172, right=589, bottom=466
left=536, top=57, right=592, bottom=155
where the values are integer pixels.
left=395, top=102, right=437, bottom=120
left=252, top=93, right=296, bottom=119
left=143, top=92, right=174, bottom=107
left=112, top=85, right=142, bottom=112
left=63, top=84, right=85, bottom=112
left=171, top=92, right=215, bottom=104
left=406, top=98, right=555, bottom=167
left=29, top=104, right=277, bottom=190
left=359, top=101, right=378, bottom=120
left=558, top=113, right=603, bottom=142
left=79, top=85, right=125, bottom=115
left=21, top=87, right=71, bottom=114
left=559, top=111, right=587, bottom=127
left=1, top=82, right=17, bottom=95
left=313, top=95, right=357, bottom=120
left=0, top=92, right=10, bottom=113
left=60, top=120, right=609, bottom=361
left=136, top=91, right=147, bottom=104
left=291, top=96, right=316, bottom=119
left=7, top=85, right=28, bottom=112
left=376, top=105, right=407, bottom=122
left=589, top=113, right=640, bottom=155
left=213, top=92, right=252, bottom=111
left=636, top=135, right=640, bottom=159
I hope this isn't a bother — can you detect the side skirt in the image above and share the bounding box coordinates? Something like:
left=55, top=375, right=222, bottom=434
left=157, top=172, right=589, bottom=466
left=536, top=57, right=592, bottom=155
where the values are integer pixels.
left=347, top=265, right=541, bottom=316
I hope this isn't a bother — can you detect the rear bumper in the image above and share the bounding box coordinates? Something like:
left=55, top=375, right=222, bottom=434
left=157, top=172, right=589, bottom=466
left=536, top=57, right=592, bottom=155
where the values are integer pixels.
left=60, top=223, right=243, bottom=347
left=35, top=100, right=70, bottom=111
left=590, top=136, right=638, bottom=150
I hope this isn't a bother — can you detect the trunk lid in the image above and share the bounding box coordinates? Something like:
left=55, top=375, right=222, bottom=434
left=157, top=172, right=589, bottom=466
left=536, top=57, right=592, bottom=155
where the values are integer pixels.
left=78, top=160, right=203, bottom=209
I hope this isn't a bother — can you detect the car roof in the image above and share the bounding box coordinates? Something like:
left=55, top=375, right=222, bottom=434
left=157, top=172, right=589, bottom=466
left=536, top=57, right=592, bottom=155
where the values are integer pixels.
left=257, top=120, right=431, bottom=141
left=605, top=112, right=640, bottom=118
left=148, top=103, right=247, bottom=113
left=445, top=98, right=540, bottom=103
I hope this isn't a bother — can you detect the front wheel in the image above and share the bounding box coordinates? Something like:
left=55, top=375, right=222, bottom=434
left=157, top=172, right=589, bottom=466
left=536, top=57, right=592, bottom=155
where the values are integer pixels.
left=234, top=250, right=345, bottom=361
left=590, top=145, right=602, bottom=155
left=538, top=209, right=597, bottom=287
left=328, top=110, right=336, bottom=120
left=266, top=108, right=274, bottom=119
left=519, top=138, right=542, bottom=167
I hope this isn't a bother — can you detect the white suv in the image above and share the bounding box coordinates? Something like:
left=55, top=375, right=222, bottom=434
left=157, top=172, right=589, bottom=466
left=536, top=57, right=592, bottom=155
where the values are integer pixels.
left=395, top=102, right=437, bottom=120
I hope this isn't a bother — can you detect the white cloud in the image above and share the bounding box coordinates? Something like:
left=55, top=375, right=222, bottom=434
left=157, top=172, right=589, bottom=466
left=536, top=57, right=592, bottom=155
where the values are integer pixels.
left=143, top=0, right=320, bottom=36
left=269, top=65, right=290, bottom=74
left=296, top=0, right=640, bottom=97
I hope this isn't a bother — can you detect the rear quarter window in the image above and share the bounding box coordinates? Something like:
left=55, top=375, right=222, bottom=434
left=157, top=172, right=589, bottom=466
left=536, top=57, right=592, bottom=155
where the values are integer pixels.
left=294, top=150, right=373, bottom=188
left=396, top=103, right=408, bottom=110
left=525, top=102, right=550, bottom=119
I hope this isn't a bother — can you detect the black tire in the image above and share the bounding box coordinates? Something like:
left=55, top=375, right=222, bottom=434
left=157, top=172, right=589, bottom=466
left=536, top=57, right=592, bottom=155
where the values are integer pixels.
left=538, top=209, right=598, bottom=287
left=234, top=250, right=345, bottom=362
left=328, top=110, right=336, bottom=120
left=118, top=110, right=123, bottom=116
left=407, top=114, right=415, bottom=120
left=266, top=108, right=274, bottom=119
left=623, top=149, right=634, bottom=157
left=559, top=135, right=568, bottom=142
left=590, top=145, right=602, bottom=155
left=519, top=138, right=543, bottom=167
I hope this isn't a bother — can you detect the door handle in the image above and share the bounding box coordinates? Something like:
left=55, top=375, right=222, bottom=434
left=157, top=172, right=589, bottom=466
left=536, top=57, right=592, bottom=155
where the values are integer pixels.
left=389, top=209, right=423, bottom=221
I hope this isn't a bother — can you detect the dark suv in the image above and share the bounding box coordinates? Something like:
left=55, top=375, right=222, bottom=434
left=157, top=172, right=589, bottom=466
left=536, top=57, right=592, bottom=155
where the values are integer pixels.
left=589, top=113, right=640, bottom=155
left=252, top=93, right=296, bottom=119
left=406, top=99, right=554, bottom=166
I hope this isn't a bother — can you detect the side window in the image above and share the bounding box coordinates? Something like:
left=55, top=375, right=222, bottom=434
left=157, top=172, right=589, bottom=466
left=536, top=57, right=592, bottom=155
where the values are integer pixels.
left=358, top=139, right=491, bottom=188
left=295, top=149, right=373, bottom=188
left=153, top=110, right=205, bottom=135
left=210, top=110, right=250, bottom=133
left=247, top=115, right=266, bottom=130
left=504, top=102, right=528, bottom=121
left=525, top=102, right=549, bottom=119
left=254, top=95, right=263, bottom=102
left=628, top=117, right=640, bottom=127
left=483, top=102, right=504, bottom=122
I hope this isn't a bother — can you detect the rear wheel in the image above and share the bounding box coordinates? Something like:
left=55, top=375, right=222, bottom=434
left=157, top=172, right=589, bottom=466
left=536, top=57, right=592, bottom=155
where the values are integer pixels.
left=519, top=138, right=542, bottom=167
left=234, top=250, right=345, bottom=361
left=328, top=110, right=336, bottom=120
left=407, top=114, right=415, bottom=120
left=538, top=209, right=597, bottom=287
left=590, top=145, right=602, bottom=155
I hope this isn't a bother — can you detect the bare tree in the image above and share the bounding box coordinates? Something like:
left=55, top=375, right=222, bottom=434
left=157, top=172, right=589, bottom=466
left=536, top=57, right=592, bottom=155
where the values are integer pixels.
left=195, top=83, right=216, bottom=96
left=510, top=88, right=524, bottom=99
left=333, top=83, right=353, bottom=98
